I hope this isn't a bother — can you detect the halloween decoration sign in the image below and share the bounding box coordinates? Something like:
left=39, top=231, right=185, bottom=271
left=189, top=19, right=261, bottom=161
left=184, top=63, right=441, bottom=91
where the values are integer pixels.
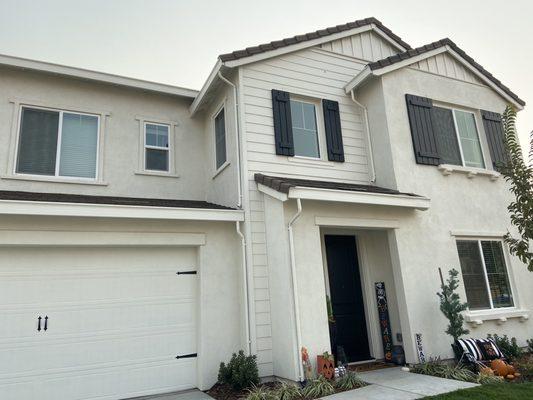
left=415, top=333, right=426, bottom=363
left=317, top=351, right=335, bottom=379
left=375, top=282, right=393, bottom=362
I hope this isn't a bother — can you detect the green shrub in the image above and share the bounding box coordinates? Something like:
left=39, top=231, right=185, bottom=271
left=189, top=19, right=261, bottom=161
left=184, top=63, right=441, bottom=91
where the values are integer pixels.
left=245, top=385, right=278, bottom=400
left=218, top=350, right=260, bottom=390
left=334, top=371, right=366, bottom=391
left=515, top=359, right=533, bottom=381
left=488, top=334, right=523, bottom=361
left=411, top=359, right=477, bottom=383
left=302, top=375, right=335, bottom=398
left=276, top=382, right=302, bottom=400
left=527, top=339, right=533, bottom=353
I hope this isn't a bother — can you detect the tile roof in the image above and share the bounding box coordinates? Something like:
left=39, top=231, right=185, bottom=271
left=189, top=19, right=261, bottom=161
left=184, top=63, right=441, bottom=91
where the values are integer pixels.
left=0, top=190, right=235, bottom=210
left=219, top=17, right=411, bottom=62
left=368, top=38, right=525, bottom=106
left=254, top=173, right=420, bottom=197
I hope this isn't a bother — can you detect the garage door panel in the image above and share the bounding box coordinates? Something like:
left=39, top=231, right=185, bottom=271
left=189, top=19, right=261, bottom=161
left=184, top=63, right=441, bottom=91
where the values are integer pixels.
left=0, top=245, right=199, bottom=400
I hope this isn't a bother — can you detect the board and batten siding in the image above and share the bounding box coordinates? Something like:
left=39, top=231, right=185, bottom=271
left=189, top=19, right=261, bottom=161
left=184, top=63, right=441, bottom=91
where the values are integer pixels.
left=320, top=30, right=399, bottom=61
left=240, top=34, right=401, bottom=376
left=410, top=52, right=486, bottom=86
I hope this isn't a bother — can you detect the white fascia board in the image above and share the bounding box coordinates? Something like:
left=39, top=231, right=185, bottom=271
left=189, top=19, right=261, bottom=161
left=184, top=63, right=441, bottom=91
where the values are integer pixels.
left=344, top=67, right=372, bottom=93
left=288, top=186, right=430, bottom=210
left=189, top=59, right=223, bottom=115
left=372, top=25, right=408, bottom=53
left=222, top=25, right=376, bottom=68
left=345, top=46, right=524, bottom=110
left=445, top=47, right=524, bottom=110
left=0, top=199, right=244, bottom=222
left=0, top=53, right=198, bottom=98
left=257, top=183, right=289, bottom=202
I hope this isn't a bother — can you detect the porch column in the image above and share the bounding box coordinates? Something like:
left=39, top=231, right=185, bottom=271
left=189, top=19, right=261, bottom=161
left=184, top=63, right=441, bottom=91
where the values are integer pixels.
left=387, top=229, right=418, bottom=364
left=263, top=195, right=299, bottom=380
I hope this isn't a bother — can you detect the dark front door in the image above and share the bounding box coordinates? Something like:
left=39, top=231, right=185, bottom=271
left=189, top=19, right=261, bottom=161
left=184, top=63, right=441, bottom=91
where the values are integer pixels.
left=325, top=235, right=371, bottom=363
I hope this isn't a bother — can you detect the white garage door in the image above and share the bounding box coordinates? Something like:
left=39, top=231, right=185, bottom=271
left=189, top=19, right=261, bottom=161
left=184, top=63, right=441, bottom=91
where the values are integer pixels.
left=0, top=245, right=198, bottom=400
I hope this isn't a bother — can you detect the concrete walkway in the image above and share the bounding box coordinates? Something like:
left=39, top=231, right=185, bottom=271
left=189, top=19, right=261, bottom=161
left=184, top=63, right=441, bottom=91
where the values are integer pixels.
left=126, top=367, right=479, bottom=400
left=326, top=367, right=478, bottom=399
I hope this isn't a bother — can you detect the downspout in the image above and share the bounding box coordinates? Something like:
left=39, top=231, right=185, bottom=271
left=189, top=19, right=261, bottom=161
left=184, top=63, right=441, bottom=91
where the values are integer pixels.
left=350, top=90, right=376, bottom=183
left=236, top=221, right=252, bottom=355
left=218, top=71, right=243, bottom=208
left=288, top=198, right=304, bottom=381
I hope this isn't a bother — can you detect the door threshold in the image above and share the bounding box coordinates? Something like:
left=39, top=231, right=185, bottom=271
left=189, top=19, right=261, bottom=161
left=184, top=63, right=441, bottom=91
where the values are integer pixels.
left=347, top=358, right=376, bottom=366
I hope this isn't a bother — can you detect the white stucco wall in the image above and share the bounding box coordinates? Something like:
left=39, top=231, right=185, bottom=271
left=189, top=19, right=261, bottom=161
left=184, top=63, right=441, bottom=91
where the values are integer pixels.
left=372, top=66, right=533, bottom=360
left=0, top=215, right=243, bottom=390
left=0, top=66, right=208, bottom=202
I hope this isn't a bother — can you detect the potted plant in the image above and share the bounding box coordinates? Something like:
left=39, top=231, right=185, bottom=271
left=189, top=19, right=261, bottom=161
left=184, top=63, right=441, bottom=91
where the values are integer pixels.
left=436, top=268, right=469, bottom=358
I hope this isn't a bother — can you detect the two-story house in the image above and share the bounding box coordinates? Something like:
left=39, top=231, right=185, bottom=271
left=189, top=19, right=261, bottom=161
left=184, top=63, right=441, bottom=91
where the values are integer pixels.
left=0, top=17, right=531, bottom=400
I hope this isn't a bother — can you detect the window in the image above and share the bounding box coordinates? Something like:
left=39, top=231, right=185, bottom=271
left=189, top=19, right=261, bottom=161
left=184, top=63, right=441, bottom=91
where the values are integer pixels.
left=16, top=106, right=99, bottom=179
left=144, top=123, right=170, bottom=172
left=290, top=99, right=320, bottom=158
left=456, top=240, right=514, bottom=310
left=433, top=107, right=485, bottom=168
left=214, top=107, right=227, bottom=170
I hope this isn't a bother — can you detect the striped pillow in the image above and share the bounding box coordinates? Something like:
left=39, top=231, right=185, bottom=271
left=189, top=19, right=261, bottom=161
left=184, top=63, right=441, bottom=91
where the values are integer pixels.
left=476, top=338, right=505, bottom=359
left=456, top=338, right=483, bottom=361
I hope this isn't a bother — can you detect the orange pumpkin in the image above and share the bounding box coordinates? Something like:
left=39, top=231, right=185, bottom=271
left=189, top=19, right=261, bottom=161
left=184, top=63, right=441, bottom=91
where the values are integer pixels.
left=479, top=366, right=494, bottom=376
left=317, top=354, right=335, bottom=380
left=491, top=359, right=508, bottom=377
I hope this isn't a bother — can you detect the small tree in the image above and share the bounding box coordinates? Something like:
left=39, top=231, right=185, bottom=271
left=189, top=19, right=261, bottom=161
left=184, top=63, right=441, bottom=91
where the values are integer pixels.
left=501, top=106, right=533, bottom=272
left=437, top=268, right=469, bottom=341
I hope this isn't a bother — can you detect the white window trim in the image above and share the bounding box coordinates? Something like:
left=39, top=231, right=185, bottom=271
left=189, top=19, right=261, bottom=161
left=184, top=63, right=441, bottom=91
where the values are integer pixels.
left=135, top=116, right=179, bottom=177
left=212, top=101, right=230, bottom=177
left=455, top=237, right=517, bottom=314
left=6, top=102, right=106, bottom=184
left=288, top=95, right=326, bottom=162
left=433, top=103, right=487, bottom=170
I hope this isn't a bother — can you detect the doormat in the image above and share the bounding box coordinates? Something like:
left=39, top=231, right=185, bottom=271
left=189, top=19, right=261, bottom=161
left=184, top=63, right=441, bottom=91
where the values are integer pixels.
left=348, top=361, right=396, bottom=373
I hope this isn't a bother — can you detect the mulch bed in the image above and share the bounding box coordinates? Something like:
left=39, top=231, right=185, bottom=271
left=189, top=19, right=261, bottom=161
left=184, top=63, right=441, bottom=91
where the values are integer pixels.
left=207, top=382, right=281, bottom=400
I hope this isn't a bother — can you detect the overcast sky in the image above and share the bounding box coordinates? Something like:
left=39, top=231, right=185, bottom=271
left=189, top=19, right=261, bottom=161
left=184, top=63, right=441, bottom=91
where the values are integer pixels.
left=1, top=0, right=531, bottom=156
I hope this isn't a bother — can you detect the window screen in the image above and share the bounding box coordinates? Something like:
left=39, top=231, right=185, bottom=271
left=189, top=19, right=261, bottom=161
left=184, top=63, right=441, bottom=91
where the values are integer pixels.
left=215, top=108, right=227, bottom=169
left=290, top=100, right=320, bottom=158
left=433, top=107, right=461, bottom=165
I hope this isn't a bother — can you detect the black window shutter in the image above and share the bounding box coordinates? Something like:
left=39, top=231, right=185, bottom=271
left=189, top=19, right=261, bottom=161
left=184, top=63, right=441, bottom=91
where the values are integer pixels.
left=271, top=89, right=294, bottom=156
left=322, top=99, right=345, bottom=162
left=481, top=110, right=508, bottom=170
left=405, top=94, right=440, bottom=165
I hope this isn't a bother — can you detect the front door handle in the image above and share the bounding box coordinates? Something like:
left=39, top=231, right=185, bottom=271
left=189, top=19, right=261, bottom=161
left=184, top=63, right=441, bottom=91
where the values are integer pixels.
left=44, top=316, right=48, bottom=331
left=37, top=316, right=42, bottom=332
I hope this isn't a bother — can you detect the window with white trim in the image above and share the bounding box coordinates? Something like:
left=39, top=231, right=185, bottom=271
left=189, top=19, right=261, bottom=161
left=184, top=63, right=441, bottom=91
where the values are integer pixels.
left=432, top=107, right=485, bottom=168
left=144, top=122, right=170, bottom=172
left=214, top=107, right=227, bottom=170
left=290, top=99, right=320, bottom=158
left=16, top=106, right=99, bottom=179
left=456, top=239, right=514, bottom=310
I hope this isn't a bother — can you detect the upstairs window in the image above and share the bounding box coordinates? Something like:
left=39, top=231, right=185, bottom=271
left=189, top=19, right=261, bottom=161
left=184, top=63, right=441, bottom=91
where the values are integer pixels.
left=290, top=99, right=320, bottom=158
left=456, top=239, right=514, bottom=310
left=214, top=107, right=227, bottom=170
left=16, top=106, right=99, bottom=179
left=144, top=123, right=170, bottom=172
left=406, top=95, right=486, bottom=169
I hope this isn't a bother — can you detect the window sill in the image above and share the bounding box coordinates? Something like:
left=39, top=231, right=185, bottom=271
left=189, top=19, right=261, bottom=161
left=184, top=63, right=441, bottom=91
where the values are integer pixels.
left=1, top=174, right=108, bottom=186
left=135, top=170, right=180, bottom=178
left=287, top=156, right=335, bottom=167
left=438, top=164, right=500, bottom=181
left=465, top=309, right=529, bottom=327
left=212, top=161, right=230, bottom=179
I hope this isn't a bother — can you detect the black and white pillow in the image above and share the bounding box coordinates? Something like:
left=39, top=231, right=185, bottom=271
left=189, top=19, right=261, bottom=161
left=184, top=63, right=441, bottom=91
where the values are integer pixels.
left=456, top=338, right=483, bottom=361
left=476, top=339, right=505, bottom=359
